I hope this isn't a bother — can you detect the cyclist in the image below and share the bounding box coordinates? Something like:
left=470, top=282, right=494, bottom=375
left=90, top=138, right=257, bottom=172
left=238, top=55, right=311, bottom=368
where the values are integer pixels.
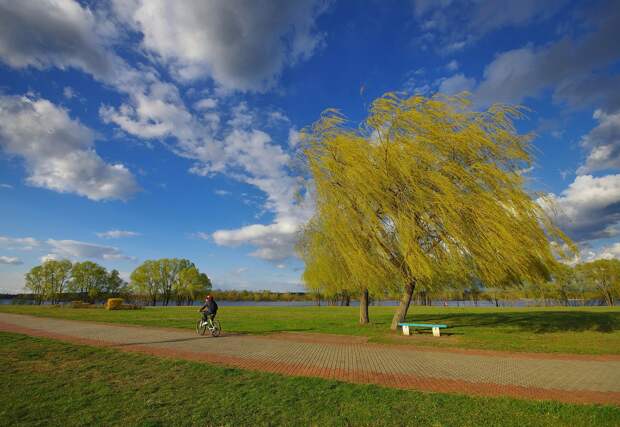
left=199, top=295, right=218, bottom=324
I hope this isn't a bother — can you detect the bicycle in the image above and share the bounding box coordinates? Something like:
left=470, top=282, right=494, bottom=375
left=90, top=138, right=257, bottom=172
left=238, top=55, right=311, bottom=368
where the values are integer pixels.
left=196, top=315, right=221, bottom=337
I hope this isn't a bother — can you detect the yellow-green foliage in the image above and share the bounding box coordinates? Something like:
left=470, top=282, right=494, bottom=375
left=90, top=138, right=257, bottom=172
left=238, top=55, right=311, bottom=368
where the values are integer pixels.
left=576, top=259, right=620, bottom=306
left=300, top=93, right=574, bottom=296
left=105, top=298, right=124, bottom=310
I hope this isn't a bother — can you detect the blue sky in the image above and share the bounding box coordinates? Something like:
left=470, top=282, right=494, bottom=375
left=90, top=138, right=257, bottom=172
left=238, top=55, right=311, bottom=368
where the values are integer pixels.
left=1, top=0, right=619, bottom=293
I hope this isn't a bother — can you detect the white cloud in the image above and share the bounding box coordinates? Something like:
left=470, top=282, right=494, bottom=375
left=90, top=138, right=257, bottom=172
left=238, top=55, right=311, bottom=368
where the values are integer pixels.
left=100, top=64, right=312, bottom=263
left=0, top=256, right=22, bottom=265
left=540, top=174, right=620, bottom=241
left=268, top=111, right=290, bottom=125
left=437, top=73, right=475, bottom=95
left=212, top=220, right=303, bottom=261
left=445, top=60, right=459, bottom=71
left=63, top=86, right=76, bottom=99
left=0, top=236, right=41, bottom=251
left=192, top=232, right=210, bottom=241
left=46, top=239, right=135, bottom=261
left=0, top=0, right=314, bottom=262
left=96, top=230, right=141, bottom=239
left=194, top=98, right=218, bottom=110
left=0, top=95, right=139, bottom=201
left=578, top=109, right=620, bottom=174
left=0, top=183, right=13, bottom=189
left=288, top=128, right=302, bottom=148
left=112, top=0, right=328, bottom=91
left=214, top=190, right=230, bottom=196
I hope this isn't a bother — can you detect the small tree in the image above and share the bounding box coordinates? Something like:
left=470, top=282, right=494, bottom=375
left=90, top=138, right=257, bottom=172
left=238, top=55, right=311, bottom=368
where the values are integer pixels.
left=69, top=261, right=108, bottom=302
left=24, top=265, right=45, bottom=304
left=40, top=260, right=72, bottom=304
left=105, top=269, right=128, bottom=297
left=130, top=260, right=161, bottom=305
left=175, top=266, right=212, bottom=304
left=577, top=259, right=620, bottom=306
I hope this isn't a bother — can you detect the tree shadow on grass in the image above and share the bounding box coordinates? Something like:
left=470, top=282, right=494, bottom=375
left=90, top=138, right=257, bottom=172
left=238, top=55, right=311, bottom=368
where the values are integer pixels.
left=406, top=310, right=619, bottom=333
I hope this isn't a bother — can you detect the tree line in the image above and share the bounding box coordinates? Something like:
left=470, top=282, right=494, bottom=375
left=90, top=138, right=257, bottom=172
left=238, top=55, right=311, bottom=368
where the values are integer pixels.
left=25, top=260, right=126, bottom=304
left=24, top=258, right=212, bottom=305
left=317, top=259, right=619, bottom=308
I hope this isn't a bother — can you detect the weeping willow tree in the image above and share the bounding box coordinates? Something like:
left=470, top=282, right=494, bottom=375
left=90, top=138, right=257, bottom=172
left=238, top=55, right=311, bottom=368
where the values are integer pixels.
left=300, top=93, right=573, bottom=329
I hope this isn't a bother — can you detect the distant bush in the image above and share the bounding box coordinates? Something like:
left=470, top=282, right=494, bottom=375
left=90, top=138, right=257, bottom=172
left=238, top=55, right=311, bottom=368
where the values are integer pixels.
left=105, top=298, right=143, bottom=310
left=105, top=298, right=124, bottom=310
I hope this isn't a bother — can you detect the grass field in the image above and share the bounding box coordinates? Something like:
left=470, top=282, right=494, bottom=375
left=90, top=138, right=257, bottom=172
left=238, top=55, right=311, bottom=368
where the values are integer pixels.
left=1, top=305, right=619, bottom=354
left=1, top=331, right=618, bottom=427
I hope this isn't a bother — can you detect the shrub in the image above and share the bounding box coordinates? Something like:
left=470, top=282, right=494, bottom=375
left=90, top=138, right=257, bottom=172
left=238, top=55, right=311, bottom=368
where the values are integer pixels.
left=105, top=298, right=124, bottom=310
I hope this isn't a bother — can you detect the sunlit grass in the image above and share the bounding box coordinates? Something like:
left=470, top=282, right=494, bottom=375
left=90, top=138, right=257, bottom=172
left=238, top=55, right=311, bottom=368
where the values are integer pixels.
left=2, top=332, right=619, bottom=427
left=2, top=305, right=619, bottom=354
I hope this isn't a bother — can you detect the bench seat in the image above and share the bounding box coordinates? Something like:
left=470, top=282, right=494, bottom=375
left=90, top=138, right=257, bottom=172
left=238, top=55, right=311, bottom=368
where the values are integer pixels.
left=398, top=322, right=447, bottom=337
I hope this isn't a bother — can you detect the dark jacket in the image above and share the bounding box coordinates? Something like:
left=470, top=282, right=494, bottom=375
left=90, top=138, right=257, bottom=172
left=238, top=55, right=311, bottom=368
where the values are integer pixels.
left=200, top=300, right=218, bottom=314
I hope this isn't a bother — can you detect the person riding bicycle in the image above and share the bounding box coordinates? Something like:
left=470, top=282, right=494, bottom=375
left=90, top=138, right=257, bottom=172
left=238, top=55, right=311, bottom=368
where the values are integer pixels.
left=199, top=295, right=218, bottom=323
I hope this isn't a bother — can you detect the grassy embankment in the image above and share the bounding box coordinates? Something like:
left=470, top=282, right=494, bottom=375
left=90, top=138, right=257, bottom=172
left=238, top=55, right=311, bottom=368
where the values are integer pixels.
left=1, top=305, right=618, bottom=354
left=1, top=332, right=619, bottom=427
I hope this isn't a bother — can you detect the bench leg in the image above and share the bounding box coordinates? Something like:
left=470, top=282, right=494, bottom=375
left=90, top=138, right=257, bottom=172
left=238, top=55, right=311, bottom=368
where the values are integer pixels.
left=402, top=325, right=410, bottom=336
left=432, top=327, right=441, bottom=337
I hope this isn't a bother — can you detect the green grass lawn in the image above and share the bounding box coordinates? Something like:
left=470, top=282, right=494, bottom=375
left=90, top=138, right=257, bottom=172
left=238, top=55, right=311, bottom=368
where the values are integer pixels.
left=1, top=331, right=618, bottom=427
left=1, top=305, right=619, bottom=354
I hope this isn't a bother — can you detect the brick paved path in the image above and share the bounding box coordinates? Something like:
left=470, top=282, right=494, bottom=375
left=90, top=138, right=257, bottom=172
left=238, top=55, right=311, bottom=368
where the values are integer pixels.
left=1, top=313, right=619, bottom=405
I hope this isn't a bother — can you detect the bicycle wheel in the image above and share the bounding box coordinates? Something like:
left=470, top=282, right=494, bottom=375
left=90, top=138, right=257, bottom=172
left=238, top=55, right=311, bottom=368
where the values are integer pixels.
left=196, top=319, right=207, bottom=336
left=210, top=320, right=221, bottom=337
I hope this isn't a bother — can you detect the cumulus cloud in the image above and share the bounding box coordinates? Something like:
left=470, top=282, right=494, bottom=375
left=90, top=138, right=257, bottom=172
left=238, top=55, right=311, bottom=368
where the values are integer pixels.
left=96, top=230, right=141, bottom=239
left=212, top=220, right=302, bottom=261
left=46, top=239, right=135, bottom=261
left=0, top=0, right=315, bottom=261
left=112, top=0, right=327, bottom=91
left=540, top=174, right=620, bottom=242
left=578, top=109, right=620, bottom=174
left=0, top=95, right=139, bottom=201
left=101, top=70, right=312, bottom=262
left=0, top=256, right=22, bottom=265
left=0, top=0, right=116, bottom=80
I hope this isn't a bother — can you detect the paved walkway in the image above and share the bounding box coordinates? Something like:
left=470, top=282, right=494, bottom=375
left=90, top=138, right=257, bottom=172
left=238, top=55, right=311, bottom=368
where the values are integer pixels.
left=1, top=313, right=619, bottom=405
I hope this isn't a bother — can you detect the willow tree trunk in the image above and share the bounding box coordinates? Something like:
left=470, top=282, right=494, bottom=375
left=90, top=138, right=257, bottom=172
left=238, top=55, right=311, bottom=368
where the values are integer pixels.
left=390, top=281, right=415, bottom=330
left=359, top=288, right=369, bottom=325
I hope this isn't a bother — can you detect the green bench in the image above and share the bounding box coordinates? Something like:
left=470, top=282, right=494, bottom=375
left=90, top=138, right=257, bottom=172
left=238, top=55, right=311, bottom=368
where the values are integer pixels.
left=398, top=322, right=447, bottom=337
